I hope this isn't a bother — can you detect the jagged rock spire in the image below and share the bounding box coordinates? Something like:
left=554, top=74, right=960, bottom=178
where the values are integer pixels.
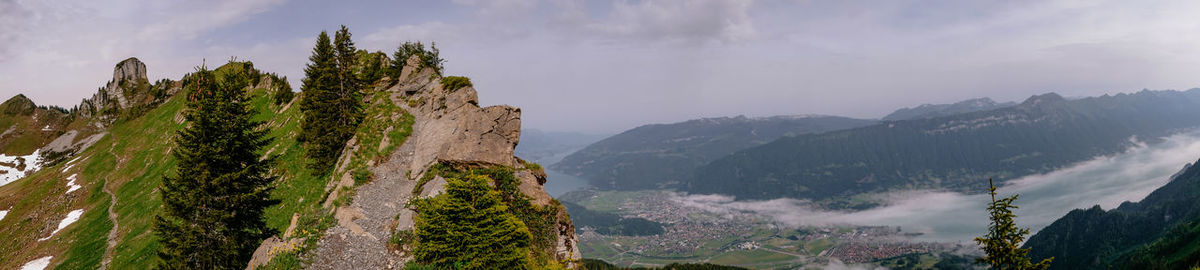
left=77, top=57, right=151, bottom=118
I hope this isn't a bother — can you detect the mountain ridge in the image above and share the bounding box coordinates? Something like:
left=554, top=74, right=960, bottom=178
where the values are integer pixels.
left=1024, top=156, right=1200, bottom=269
left=689, top=89, right=1200, bottom=205
left=883, top=97, right=1016, bottom=121
left=552, top=114, right=877, bottom=190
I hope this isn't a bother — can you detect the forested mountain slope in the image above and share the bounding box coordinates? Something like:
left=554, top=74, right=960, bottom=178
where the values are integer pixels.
left=553, top=115, right=875, bottom=190
left=690, top=90, right=1200, bottom=203
left=1025, top=157, right=1200, bottom=270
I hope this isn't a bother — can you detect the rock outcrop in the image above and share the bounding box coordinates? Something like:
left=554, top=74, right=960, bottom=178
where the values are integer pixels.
left=77, top=57, right=152, bottom=119
left=305, top=56, right=580, bottom=269
left=399, top=56, right=581, bottom=265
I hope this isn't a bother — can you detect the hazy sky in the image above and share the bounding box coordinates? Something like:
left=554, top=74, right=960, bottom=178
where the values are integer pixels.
left=4, top=0, right=1200, bottom=133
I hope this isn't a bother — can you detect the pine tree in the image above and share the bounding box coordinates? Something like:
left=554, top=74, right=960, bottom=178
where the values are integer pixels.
left=387, top=41, right=445, bottom=80
left=154, top=64, right=279, bottom=269
left=414, top=174, right=532, bottom=269
left=332, top=25, right=364, bottom=146
left=299, top=27, right=364, bottom=175
left=975, top=178, right=1052, bottom=270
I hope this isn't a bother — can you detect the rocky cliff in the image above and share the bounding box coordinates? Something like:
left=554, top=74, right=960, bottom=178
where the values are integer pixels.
left=253, top=56, right=579, bottom=269
left=76, top=57, right=179, bottom=120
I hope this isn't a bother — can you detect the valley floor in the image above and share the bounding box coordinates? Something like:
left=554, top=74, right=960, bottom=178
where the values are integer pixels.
left=566, top=190, right=971, bottom=269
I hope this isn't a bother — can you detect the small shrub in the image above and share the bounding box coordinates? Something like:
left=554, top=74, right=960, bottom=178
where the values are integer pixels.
left=440, top=76, right=472, bottom=92
left=389, top=229, right=414, bottom=251
left=352, top=167, right=372, bottom=185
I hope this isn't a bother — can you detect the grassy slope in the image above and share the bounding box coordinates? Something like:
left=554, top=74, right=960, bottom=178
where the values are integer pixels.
left=0, top=63, right=332, bottom=269
left=0, top=109, right=70, bottom=156
left=0, top=153, right=110, bottom=268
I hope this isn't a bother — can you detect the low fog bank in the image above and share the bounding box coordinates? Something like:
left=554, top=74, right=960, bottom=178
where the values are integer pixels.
left=673, top=132, right=1200, bottom=242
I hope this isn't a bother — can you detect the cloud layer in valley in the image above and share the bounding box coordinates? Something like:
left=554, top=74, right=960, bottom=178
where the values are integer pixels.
left=673, top=132, right=1200, bottom=242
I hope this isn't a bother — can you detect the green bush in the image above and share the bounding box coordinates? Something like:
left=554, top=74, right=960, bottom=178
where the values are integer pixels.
left=413, top=174, right=532, bottom=269
left=440, top=76, right=472, bottom=92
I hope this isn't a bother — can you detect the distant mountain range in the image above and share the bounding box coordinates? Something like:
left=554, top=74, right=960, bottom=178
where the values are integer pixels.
left=687, top=90, right=1200, bottom=204
left=552, top=115, right=876, bottom=190
left=1025, top=157, right=1200, bottom=269
left=883, top=97, right=1016, bottom=121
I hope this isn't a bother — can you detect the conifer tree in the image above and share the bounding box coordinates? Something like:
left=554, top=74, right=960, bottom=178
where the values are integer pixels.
left=414, top=174, right=532, bottom=269
left=387, top=41, right=445, bottom=80
left=154, top=64, right=279, bottom=269
left=975, top=178, right=1052, bottom=270
left=299, top=27, right=364, bottom=174
left=333, top=25, right=364, bottom=146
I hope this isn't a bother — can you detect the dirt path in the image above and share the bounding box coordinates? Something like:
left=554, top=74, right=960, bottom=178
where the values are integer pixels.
left=99, top=145, right=121, bottom=270
left=308, top=101, right=424, bottom=269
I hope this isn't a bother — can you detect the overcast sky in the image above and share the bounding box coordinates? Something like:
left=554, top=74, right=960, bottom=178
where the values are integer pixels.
left=4, top=0, right=1200, bottom=133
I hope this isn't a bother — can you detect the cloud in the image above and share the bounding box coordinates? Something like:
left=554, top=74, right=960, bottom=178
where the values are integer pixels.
left=581, top=0, right=757, bottom=45
left=361, top=22, right=460, bottom=50
left=674, top=131, right=1200, bottom=242
left=136, top=0, right=285, bottom=41
left=0, top=0, right=32, bottom=62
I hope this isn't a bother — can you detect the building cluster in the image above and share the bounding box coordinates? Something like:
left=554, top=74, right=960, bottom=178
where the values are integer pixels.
left=825, top=241, right=943, bottom=263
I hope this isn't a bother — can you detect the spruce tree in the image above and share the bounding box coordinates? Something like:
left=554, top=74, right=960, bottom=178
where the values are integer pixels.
left=975, top=178, right=1052, bottom=270
left=333, top=25, right=364, bottom=147
left=154, top=64, right=279, bottom=269
left=299, top=28, right=364, bottom=175
left=414, top=174, right=532, bottom=269
left=387, top=41, right=445, bottom=80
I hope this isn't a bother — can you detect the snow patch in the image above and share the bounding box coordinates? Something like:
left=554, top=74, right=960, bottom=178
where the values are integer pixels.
left=66, top=174, right=80, bottom=193
left=0, top=207, right=9, bottom=221
left=0, top=149, right=44, bottom=187
left=20, top=256, right=51, bottom=270
left=37, top=209, right=83, bottom=241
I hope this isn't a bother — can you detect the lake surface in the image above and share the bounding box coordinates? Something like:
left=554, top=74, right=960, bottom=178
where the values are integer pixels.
left=674, top=131, right=1200, bottom=242
left=545, top=169, right=592, bottom=197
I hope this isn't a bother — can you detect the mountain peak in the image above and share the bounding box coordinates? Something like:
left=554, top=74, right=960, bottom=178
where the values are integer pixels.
left=0, top=94, right=35, bottom=116
left=113, top=57, right=147, bottom=84
left=1020, top=92, right=1066, bottom=106
left=77, top=57, right=159, bottom=118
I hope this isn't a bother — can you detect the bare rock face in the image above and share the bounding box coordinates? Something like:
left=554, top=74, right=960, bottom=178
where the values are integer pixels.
left=78, top=57, right=151, bottom=118
left=393, top=57, right=581, bottom=265
left=402, top=61, right=522, bottom=175
left=113, top=58, right=148, bottom=85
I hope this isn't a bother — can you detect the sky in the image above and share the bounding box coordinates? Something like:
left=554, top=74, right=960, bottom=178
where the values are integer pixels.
left=4, top=0, right=1200, bottom=133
